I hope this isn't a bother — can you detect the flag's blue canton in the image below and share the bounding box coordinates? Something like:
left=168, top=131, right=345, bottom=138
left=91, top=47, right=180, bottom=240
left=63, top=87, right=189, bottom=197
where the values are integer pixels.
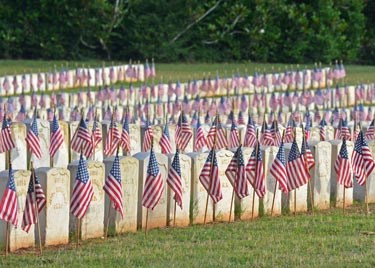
left=172, top=150, right=181, bottom=177
left=111, top=156, right=122, bottom=183
left=340, top=139, right=349, bottom=159
left=288, top=140, right=301, bottom=161
left=196, top=117, right=201, bottom=128
left=231, top=120, right=237, bottom=131
left=80, top=117, right=88, bottom=129
left=237, top=147, right=245, bottom=167
left=163, top=124, right=170, bottom=138
left=27, top=175, right=40, bottom=193
left=8, top=169, right=16, bottom=191
left=2, top=117, right=9, bottom=130
left=148, top=150, right=160, bottom=177
left=354, top=131, right=367, bottom=154
left=247, top=115, right=253, bottom=125
left=31, top=117, right=39, bottom=136
left=20, top=106, right=26, bottom=113
left=52, top=115, right=59, bottom=132
left=182, top=114, right=188, bottom=124
left=319, top=119, right=327, bottom=127
left=277, top=142, right=286, bottom=165
left=77, top=155, right=90, bottom=184
left=206, top=150, right=218, bottom=167
left=122, top=117, right=129, bottom=133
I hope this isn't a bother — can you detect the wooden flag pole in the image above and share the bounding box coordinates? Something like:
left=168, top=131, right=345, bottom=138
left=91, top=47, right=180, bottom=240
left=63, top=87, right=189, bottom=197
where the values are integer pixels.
left=251, top=130, right=260, bottom=220
left=5, top=221, right=9, bottom=257
left=31, top=162, right=43, bottom=255
left=343, top=185, right=346, bottom=215
left=204, top=114, right=218, bottom=225
left=365, top=179, right=369, bottom=215
left=302, top=125, right=314, bottom=215
left=173, top=199, right=177, bottom=227
left=229, top=187, right=235, bottom=223
left=271, top=130, right=285, bottom=216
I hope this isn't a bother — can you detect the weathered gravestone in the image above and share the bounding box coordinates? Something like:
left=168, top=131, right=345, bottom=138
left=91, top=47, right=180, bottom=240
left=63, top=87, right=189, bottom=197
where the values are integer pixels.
left=35, top=167, right=70, bottom=246
left=68, top=160, right=105, bottom=240
left=51, top=121, right=70, bottom=168
left=103, top=156, right=138, bottom=233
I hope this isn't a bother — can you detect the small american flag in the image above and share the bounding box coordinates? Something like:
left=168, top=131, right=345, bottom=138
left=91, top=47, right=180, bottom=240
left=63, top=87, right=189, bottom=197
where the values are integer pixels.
left=301, top=136, right=315, bottom=171
left=71, top=117, right=93, bottom=158
left=70, top=154, right=94, bottom=219
left=0, top=167, right=18, bottom=226
left=246, top=142, right=265, bottom=198
left=352, top=131, right=375, bottom=186
left=229, top=120, right=240, bottom=148
left=159, top=123, right=172, bottom=154
left=103, top=155, right=124, bottom=218
left=49, top=114, right=64, bottom=158
left=167, top=150, right=183, bottom=208
left=319, top=119, right=327, bottom=141
left=225, top=146, right=249, bottom=199
left=365, top=119, right=375, bottom=141
left=175, top=113, right=193, bottom=151
left=271, top=119, right=281, bottom=147
left=104, top=119, right=121, bottom=157
left=284, top=119, right=295, bottom=143
left=0, top=115, right=15, bottom=153
left=120, top=115, right=131, bottom=153
left=244, top=115, right=256, bottom=147
left=26, top=114, right=42, bottom=159
left=334, top=139, right=353, bottom=188
left=270, top=141, right=288, bottom=193
left=143, top=120, right=154, bottom=152
left=194, top=117, right=206, bottom=151
left=206, top=116, right=227, bottom=150
left=142, top=149, right=164, bottom=209
left=21, top=171, right=46, bottom=233
left=199, top=150, right=222, bottom=203
left=335, top=119, right=351, bottom=140
left=287, top=138, right=310, bottom=191
left=261, top=121, right=273, bottom=146
left=92, top=117, right=102, bottom=149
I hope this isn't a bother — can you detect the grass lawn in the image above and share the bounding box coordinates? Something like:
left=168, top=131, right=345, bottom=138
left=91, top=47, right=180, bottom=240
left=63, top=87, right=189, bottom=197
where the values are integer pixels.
left=0, top=60, right=374, bottom=86
left=2, top=204, right=375, bottom=267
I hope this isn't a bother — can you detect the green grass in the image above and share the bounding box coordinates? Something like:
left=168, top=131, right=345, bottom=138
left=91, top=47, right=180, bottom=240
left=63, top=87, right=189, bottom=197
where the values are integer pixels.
left=2, top=204, right=375, bottom=267
left=0, top=60, right=374, bottom=86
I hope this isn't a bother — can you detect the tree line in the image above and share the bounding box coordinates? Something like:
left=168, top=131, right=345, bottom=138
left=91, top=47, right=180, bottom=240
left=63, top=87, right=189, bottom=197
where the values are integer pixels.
left=0, top=0, right=374, bottom=64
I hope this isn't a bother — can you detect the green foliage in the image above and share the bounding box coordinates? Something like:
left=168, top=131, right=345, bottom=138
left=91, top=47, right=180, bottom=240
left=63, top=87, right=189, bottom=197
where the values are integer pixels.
left=0, top=0, right=371, bottom=63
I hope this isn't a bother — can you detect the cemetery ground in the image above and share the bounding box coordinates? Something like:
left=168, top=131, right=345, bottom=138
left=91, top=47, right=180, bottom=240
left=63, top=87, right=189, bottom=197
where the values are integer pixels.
left=1, top=203, right=375, bottom=267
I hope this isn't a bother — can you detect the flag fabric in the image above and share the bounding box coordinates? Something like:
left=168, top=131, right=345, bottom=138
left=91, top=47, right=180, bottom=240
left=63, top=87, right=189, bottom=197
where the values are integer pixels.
left=199, top=150, right=222, bottom=203
left=120, top=116, right=131, bottom=153
left=159, top=123, right=172, bottom=154
left=246, top=142, right=265, bottom=198
left=167, top=150, right=183, bottom=208
left=143, top=121, right=154, bottom=152
left=286, top=139, right=310, bottom=191
left=260, top=121, right=273, bottom=146
left=71, top=117, right=93, bottom=158
left=352, top=131, right=375, bottom=186
left=336, top=119, right=351, bottom=140
left=175, top=113, right=193, bottom=151
left=206, top=116, right=227, bottom=150
left=0, top=167, right=18, bottom=226
left=365, top=119, right=375, bottom=141
left=142, top=149, right=164, bottom=209
left=92, top=117, right=102, bottom=149
left=26, top=115, right=42, bottom=159
left=270, top=141, right=288, bottom=193
left=0, top=115, right=15, bottom=153
left=49, top=114, right=64, bottom=158
left=319, top=119, right=327, bottom=141
left=103, top=155, right=124, bottom=218
left=104, top=120, right=121, bottom=156
left=301, top=137, right=315, bottom=171
left=70, top=154, right=94, bottom=219
left=244, top=115, right=256, bottom=147
left=21, top=172, right=46, bottom=233
left=334, top=139, right=353, bottom=188
left=229, top=120, right=240, bottom=148
left=271, top=120, right=282, bottom=146
left=225, top=146, right=249, bottom=199
left=194, top=117, right=206, bottom=151
left=284, top=120, right=295, bottom=143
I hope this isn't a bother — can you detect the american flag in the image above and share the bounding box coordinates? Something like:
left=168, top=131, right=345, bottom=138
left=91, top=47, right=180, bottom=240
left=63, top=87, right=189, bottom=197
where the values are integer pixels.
left=194, top=117, right=206, bottom=152
left=301, top=136, right=315, bottom=171
left=70, top=154, right=94, bottom=219
left=92, top=117, right=102, bottom=149
left=159, top=123, right=172, bottom=154
left=104, top=119, right=121, bottom=156
left=286, top=138, right=310, bottom=191
left=175, top=113, right=193, bottom=151
left=229, top=120, right=240, bottom=148
left=260, top=120, right=273, bottom=146
left=335, top=119, right=351, bottom=140
left=120, top=115, right=131, bottom=153
left=352, top=131, right=375, bottom=186
left=270, top=141, right=288, bottom=193
left=103, top=155, right=124, bottom=218
left=167, top=150, right=183, bottom=208
left=334, top=139, right=353, bottom=188
left=271, top=119, right=281, bottom=146
left=319, top=119, right=327, bottom=141
left=206, top=116, right=227, bottom=150
left=244, top=115, right=256, bottom=147
left=284, top=119, right=295, bottom=143
left=0, top=115, right=15, bottom=153
left=142, top=149, right=164, bottom=209
left=49, top=114, right=64, bottom=158
left=199, top=150, right=222, bottom=203
left=21, top=171, right=46, bottom=233
left=365, top=119, right=375, bottom=141
left=26, top=114, right=42, bottom=159
left=0, top=166, right=18, bottom=226
left=225, top=146, right=249, bottom=199
left=246, top=142, right=265, bottom=198
left=71, top=117, right=93, bottom=158
left=143, top=120, right=154, bottom=152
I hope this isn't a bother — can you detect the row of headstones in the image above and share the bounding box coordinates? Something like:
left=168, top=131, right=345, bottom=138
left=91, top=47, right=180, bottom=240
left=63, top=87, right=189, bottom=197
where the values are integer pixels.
left=0, top=64, right=145, bottom=96
left=2, top=139, right=374, bottom=251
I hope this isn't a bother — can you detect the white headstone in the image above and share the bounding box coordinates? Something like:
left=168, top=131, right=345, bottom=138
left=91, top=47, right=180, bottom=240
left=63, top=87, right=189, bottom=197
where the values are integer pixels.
left=52, top=121, right=70, bottom=168
left=11, top=123, right=27, bottom=170
left=30, top=120, right=50, bottom=168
